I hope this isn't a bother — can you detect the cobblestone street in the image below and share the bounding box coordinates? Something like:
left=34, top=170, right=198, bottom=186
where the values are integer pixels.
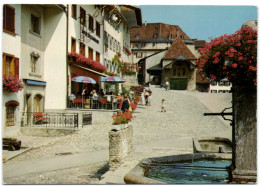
left=3, top=87, right=232, bottom=184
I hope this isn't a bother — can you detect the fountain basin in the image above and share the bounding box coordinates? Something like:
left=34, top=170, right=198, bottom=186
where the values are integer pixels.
left=193, top=137, right=232, bottom=153
left=124, top=153, right=232, bottom=184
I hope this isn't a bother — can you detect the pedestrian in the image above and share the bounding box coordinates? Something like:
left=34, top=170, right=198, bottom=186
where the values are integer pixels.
left=141, top=89, right=146, bottom=106
left=144, top=89, right=149, bottom=106
left=121, top=94, right=130, bottom=112
left=161, top=99, right=166, bottom=112
left=148, top=88, right=152, bottom=106
left=165, top=80, right=169, bottom=91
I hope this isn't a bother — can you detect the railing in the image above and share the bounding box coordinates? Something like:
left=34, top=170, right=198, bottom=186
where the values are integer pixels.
left=68, top=97, right=120, bottom=110
left=82, top=112, right=92, bottom=127
left=21, top=112, right=78, bottom=128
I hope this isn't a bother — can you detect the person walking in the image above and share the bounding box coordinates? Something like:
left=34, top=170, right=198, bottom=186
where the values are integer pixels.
left=121, top=94, right=130, bottom=112
left=165, top=80, right=169, bottom=91
left=141, top=89, right=146, bottom=106
left=148, top=88, right=152, bottom=106
left=144, top=89, right=149, bottom=106
left=161, top=99, right=166, bottom=112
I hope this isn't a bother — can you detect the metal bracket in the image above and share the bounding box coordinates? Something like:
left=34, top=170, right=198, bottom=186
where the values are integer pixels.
left=204, top=107, right=233, bottom=126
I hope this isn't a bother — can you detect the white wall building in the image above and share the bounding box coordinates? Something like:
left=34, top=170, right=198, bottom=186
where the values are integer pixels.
left=2, top=4, right=22, bottom=136
left=210, top=79, right=232, bottom=93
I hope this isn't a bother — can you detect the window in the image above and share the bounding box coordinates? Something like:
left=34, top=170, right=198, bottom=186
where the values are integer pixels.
left=136, top=52, right=142, bottom=58
left=88, top=47, right=93, bottom=59
left=80, top=42, right=85, bottom=56
left=153, top=33, right=158, bottom=38
left=219, top=81, right=224, bottom=86
left=96, top=52, right=100, bottom=62
left=182, top=68, right=186, bottom=76
left=34, top=94, right=42, bottom=112
left=113, top=40, right=115, bottom=51
left=30, top=53, right=40, bottom=73
left=173, top=69, right=176, bottom=76
left=3, top=5, right=15, bottom=35
left=96, top=21, right=100, bottom=37
left=71, top=37, right=76, bottom=52
left=3, top=53, right=19, bottom=78
left=89, top=15, right=94, bottom=32
left=31, top=14, right=41, bottom=35
left=80, top=7, right=86, bottom=26
left=110, top=38, right=112, bottom=49
left=72, top=5, right=77, bottom=19
left=180, top=35, right=184, bottom=39
left=143, top=52, right=147, bottom=57
left=6, top=105, right=16, bottom=126
left=135, top=34, right=139, bottom=39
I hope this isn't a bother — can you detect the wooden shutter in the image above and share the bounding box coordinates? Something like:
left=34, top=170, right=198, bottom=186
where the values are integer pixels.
left=10, top=57, right=15, bottom=76
left=96, top=52, right=100, bottom=62
left=3, top=55, right=6, bottom=75
left=15, top=58, right=19, bottom=78
left=89, top=16, right=93, bottom=31
left=4, top=5, right=15, bottom=33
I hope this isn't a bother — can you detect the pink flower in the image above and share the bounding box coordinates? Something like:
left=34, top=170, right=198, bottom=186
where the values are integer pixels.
left=236, top=43, right=241, bottom=46
left=211, top=76, right=216, bottom=80
left=232, top=63, right=238, bottom=68
left=238, top=56, right=243, bottom=61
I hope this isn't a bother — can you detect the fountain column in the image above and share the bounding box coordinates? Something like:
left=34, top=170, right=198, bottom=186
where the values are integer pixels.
left=231, top=86, right=257, bottom=183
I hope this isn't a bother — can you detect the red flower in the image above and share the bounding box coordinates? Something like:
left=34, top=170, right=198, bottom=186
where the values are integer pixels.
left=232, top=63, right=238, bottom=68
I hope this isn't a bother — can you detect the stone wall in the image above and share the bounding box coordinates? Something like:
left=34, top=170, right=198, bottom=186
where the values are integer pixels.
left=109, top=125, right=133, bottom=170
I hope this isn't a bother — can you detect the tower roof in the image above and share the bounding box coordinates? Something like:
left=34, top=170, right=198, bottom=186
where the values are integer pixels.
left=162, top=37, right=196, bottom=60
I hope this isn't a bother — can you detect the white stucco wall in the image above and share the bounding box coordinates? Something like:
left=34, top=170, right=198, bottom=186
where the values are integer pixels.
left=44, top=7, right=67, bottom=110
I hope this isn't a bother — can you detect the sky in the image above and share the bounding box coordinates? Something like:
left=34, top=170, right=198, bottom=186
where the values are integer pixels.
left=139, top=5, right=258, bottom=42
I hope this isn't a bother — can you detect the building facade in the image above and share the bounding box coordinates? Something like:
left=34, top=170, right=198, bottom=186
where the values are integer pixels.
left=131, top=23, right=204, bottom=89
left=2, top=4, right=142, bottom=137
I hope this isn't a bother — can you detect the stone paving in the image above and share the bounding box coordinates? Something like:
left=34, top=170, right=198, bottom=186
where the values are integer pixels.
left=3, top=87, right=232, bottom=184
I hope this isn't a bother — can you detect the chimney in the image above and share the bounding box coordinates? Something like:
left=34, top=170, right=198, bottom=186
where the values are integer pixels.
left=145, top=21, right=147, bottom=26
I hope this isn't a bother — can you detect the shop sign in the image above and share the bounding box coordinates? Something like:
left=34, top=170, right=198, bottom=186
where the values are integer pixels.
left=80, top=25, right=99, bottom=44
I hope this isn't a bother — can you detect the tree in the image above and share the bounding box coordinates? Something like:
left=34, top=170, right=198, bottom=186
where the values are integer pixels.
left=195, top=26, right=257, bottom=89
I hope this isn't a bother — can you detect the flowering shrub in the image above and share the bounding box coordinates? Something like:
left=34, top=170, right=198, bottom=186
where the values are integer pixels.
left=195, top=26, right=257, bottom=88
left=68, top=52, right=107, bottom=72
left=112, top=110, right=133, bottom=125
left=123, top=46, right=131, bottom=56
left=105, top=71, right=120, bottom=76
left=121, top=62, right=137, bottom=75
left=131, top=86, right=144, bottom=95
left=3, top=75, right=24, bottom=93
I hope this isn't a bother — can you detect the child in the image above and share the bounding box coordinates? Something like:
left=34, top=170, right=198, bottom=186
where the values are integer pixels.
left=161, top=99, right=166, bottom=112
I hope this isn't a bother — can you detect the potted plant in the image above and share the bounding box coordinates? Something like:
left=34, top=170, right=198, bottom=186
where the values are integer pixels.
left=3, top=75, right=24, bottom=93
left=111, top=110, right=133, bottom=131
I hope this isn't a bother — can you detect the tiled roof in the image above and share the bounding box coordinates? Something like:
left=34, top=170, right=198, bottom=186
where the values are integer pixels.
left=192, top=39, right=206, bottom=48
left=162, top=37, right=197, bottom=60
left=130, top=23, right=190, bottom=42
left=196, top=71, right=211, bottom=84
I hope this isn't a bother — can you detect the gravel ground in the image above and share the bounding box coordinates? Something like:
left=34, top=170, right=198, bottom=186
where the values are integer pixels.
left=3, top=88, right=232, bottom=184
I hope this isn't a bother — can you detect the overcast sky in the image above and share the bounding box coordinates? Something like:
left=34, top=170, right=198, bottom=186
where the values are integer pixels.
left=139, top=5, right=257, bottom=42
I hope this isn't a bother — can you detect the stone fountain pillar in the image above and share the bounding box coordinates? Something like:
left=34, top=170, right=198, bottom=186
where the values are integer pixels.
left=231, top=86, right=257, bottom=183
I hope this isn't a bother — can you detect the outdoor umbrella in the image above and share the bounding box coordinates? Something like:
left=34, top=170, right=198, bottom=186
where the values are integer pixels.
left=100, top=76, right=126, bottom=83
left=71, top=76, right=97, bottom=84
left=71, top=76, right=96, bottom=108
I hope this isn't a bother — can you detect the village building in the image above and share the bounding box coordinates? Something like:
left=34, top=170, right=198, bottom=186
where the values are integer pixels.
left=131, top=23, right=204, bottom=90
left=2, top=4, right=142, bottom=136
left=67, top=4, right=106, bottom=102
left=3, top=4, right=22, bottom=136
left=3, top=4, right=67, bottom=137
left=103, top=5, right=142, bottom=87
